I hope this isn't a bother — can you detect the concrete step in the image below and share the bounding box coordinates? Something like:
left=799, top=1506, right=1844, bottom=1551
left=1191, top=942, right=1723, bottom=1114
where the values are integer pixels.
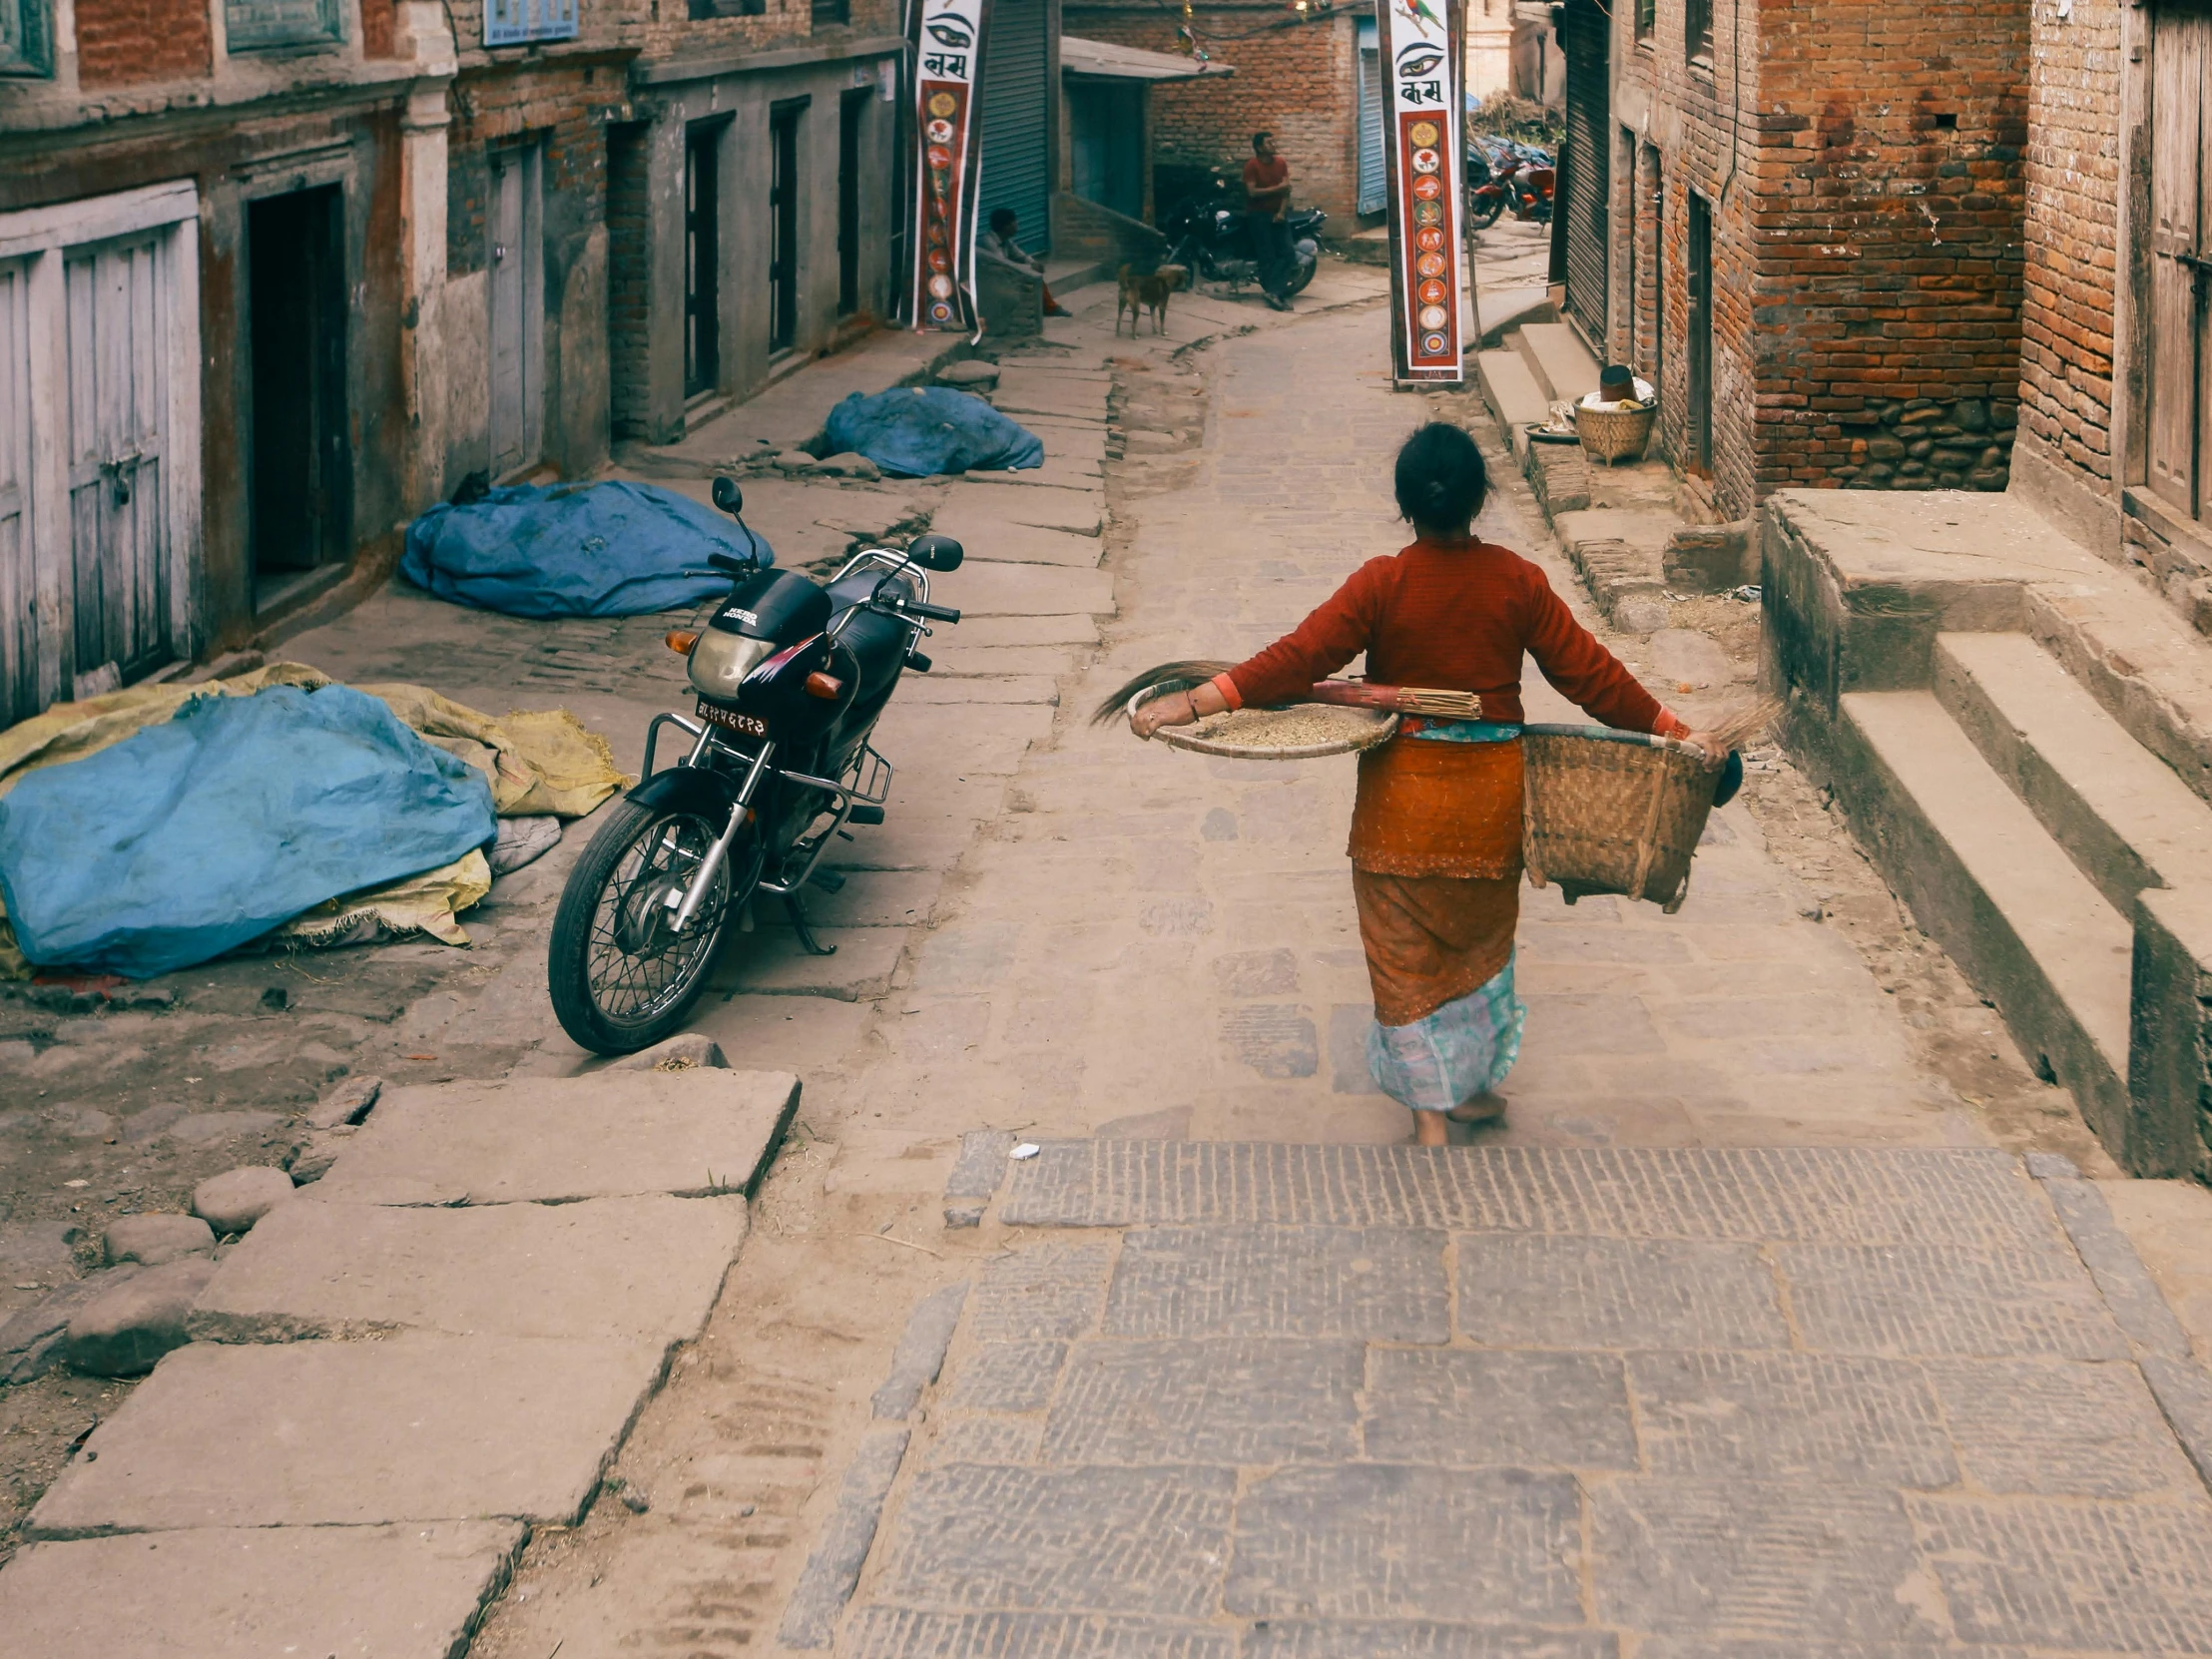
left=1840, top=689, right=2133, bottom=1142
left=1476, top=348, right=1550, bottom=459
left=1512, top=321, right=1601, bottom=405
left=1935, top=631, right=2212, bottom=914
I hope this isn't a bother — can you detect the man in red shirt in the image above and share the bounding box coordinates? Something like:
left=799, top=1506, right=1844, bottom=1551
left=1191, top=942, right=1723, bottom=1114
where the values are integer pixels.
left=1242, top=131, right=1295, bottom=312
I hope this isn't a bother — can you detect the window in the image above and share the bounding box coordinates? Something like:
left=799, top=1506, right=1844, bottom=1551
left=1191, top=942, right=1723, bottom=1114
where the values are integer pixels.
left=0, top=0, right=53, bottom=75
left=1635, top=0, right=1654, bottom=43
left=227, top=0, right=342, bottom=52
left=1686, top=0, right=1713, bottom=63
left=688, top=0, right=766, bottom=18
left=813, top=0, right=849, bottom=24
left=485, top=0, right=577, bottom=47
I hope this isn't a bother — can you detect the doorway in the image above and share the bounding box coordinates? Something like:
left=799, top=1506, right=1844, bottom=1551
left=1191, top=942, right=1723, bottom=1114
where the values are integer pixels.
left=2148, top=1, right=2212, bottom=516
left=770, top=101, right=805, bottom=354
left=1068, top=82, right=1145, bottom=220
left=685, top=122, right=722, bottom=397
left=1687, top=189, right=1713, bottom=479
left=248, top=186, right=348, bottom=606
left=837, top=90, right=866, bottom=316
left=487, top=146, right=543, bottom=480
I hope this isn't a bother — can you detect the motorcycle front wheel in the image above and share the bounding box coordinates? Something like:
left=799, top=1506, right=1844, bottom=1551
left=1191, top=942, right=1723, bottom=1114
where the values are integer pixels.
left=546, top=798, right=760, bottom=1055
left=1471, top=194, right=1506, bottom=230
left=1287, top=254, right=1318, bottom=296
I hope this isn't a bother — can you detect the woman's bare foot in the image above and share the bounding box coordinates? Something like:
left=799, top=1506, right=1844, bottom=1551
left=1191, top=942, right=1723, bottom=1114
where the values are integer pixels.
left=1448, top=1091, right=1507, bottom=1126
left=1412, top=1111, right=1450, bottom=1148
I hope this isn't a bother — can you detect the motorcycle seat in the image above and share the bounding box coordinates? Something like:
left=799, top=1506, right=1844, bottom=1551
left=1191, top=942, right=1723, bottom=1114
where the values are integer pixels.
left=827, top=570, right=914, bottom=703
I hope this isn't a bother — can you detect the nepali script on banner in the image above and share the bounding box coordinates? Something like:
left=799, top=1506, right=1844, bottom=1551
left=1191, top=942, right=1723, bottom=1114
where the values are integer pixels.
left=911, top=0, right=992, bottom=332
left=1377, top=0, right=1467, bottom=384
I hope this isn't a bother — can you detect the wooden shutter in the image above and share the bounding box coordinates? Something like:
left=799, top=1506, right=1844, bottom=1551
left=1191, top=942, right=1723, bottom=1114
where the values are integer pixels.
left=2149, top=2, right=2212, bottom=515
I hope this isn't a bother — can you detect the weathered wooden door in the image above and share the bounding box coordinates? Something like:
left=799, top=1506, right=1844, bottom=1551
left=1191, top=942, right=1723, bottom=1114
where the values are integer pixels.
left=2150, top=1, right=2212, bottom=515
left=0, top=258, right=34, bottom=727
left=63, top=232, right=170, bottom=697
left=487, top=149, right=537, bottom=480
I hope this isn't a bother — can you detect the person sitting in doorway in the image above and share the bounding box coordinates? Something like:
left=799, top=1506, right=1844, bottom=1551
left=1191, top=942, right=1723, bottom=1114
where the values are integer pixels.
left=980, top=208, right=1071, bottom=317
left=1242, top=131, right=1295, bottom=311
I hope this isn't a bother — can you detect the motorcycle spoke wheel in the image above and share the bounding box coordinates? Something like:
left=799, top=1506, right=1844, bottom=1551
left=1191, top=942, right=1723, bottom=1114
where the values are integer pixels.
left=548, top=800, right=758, bottom=1054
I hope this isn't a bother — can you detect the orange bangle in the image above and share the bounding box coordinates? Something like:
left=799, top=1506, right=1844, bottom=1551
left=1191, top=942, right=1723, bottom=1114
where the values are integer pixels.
left=1654, top=709, right=1690, bottom=740
left=1209, top=673, right=1244, bottom=712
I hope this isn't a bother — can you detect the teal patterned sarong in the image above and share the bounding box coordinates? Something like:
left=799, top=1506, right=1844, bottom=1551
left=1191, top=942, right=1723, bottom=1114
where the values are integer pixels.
left=1367, top=952, right=1526, bottom=1113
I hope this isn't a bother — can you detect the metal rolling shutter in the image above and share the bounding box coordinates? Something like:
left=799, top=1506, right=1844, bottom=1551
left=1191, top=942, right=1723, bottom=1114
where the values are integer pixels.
left=1357, top=21, right=1385, bottom=216
left=1560, top=0, right=1609, bottom=340
left=979, top=0, right=1051, bottom=253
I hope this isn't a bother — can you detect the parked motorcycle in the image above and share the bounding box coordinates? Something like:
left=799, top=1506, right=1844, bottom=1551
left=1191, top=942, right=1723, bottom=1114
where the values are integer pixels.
left=1466, top=141, right=1554, bottom=229
left=1163, top=178, right=1326, bottom=297
left=546, top=477, right=963, bottom=1054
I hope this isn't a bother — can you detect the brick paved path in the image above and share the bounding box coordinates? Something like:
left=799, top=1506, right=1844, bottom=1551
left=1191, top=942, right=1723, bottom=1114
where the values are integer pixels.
left=830, top=1142, right=2212, bottom=1656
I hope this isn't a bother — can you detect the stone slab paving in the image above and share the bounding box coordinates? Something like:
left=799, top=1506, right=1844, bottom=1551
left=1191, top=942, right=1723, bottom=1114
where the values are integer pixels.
left=28, top=1334, right=660, bottom=1534
left=0, top=1521, right=525, bottom=1659
left=310, top=1069, right=798, bottom=1205
left=188, top=1191, right=748, bottom=1344
left=813, top=1142, right=2212, bottom=1656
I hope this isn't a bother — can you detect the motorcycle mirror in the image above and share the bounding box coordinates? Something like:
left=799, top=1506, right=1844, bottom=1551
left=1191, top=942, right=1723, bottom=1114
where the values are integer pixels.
left=906, top=533, right=964, bottom=572
left=711, top=476, right=744, bottom=516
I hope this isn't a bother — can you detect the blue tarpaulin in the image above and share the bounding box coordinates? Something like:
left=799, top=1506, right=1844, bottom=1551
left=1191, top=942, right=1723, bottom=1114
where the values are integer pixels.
left=824, top=386, right=1045, bottom=478
left=401, top=481, right=774, bottom=618
left=0, top=685, right=498, bottom=978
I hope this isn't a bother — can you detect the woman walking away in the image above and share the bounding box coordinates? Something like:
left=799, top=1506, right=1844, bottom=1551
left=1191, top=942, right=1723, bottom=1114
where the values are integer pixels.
left=1122, top=422, right=1723, bottom=1146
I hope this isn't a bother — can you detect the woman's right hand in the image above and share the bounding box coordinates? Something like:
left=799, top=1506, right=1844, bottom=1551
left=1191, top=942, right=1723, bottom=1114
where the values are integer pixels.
left=1132, top=690, right=1199, bottom=739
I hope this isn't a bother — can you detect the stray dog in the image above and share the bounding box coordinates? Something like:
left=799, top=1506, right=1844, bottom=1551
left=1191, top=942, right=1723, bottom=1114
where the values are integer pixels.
left=1117, top=263, right=1189, bottom=336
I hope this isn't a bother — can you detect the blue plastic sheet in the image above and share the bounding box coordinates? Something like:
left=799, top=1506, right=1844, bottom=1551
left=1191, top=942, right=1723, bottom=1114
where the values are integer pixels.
left=0, top=685, right=497, bottom=979
left=401, top=482, right=774, bottom=618
left=824, top=386, right=1044, bottom=478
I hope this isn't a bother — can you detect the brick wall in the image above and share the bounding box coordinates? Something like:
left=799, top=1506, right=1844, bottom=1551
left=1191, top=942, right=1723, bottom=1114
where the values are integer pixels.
left=1618, top=0, right=2028, bottom=518
left=605, top=120, right=651, bottom=438
left=2018, top=0, right=2120, bottom=505
left=74, top=0, right=213, bottom=86
left=1063, top=3, right=1360, bottom=224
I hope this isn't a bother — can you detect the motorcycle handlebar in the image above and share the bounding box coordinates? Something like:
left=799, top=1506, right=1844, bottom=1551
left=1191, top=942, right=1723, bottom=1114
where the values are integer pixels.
left=900, top=599, right=961, bottom=623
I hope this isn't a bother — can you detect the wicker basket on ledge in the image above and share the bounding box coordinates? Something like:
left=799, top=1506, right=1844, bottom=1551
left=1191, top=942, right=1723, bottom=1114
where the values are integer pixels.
left=1573, top=399, right=1658, bottom=466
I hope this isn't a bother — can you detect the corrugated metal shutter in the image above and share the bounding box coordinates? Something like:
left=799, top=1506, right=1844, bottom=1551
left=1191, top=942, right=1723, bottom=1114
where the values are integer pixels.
left=1357, top=21, right=1385, bottom=216
left=979, top=0, right=1051, bottom=253
left=1560, top=0, right=1608, bottom=339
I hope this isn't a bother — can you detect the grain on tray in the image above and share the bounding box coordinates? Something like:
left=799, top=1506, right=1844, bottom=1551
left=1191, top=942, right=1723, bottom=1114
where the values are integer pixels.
left=1185, top=704, right=1391, bottom=750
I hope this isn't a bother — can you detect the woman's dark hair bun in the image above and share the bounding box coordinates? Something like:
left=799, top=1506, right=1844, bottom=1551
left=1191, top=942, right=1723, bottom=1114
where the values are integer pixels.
left=1393, top=421, right=1487, bottom=534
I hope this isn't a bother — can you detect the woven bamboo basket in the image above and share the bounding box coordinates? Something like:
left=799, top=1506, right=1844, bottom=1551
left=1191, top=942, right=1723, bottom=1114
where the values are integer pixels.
left=1573, top=400, right=1658, bottom=465
left=1521, top=724, right=1721, bottom=912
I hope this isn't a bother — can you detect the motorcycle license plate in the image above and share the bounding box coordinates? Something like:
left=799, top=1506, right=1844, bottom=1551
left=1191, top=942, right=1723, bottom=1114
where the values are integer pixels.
left=697, top=701, right=767, bottom=739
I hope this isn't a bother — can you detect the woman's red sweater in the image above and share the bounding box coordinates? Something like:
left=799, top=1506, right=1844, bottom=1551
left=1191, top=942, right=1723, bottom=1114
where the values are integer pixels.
left=1216, top=537, right=1674, bottom=732
left=1213, top=538, right=1683, bottom=876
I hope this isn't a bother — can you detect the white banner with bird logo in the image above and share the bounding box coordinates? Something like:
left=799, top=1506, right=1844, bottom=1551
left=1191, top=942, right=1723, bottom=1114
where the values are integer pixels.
left=1377, top=0, right=1467, bottom=383
left=910, top=0, right=993, bottom=332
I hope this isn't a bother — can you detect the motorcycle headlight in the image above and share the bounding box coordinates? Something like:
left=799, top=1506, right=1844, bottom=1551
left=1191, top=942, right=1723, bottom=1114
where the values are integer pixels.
left=688, top=630, right=777, bottom=700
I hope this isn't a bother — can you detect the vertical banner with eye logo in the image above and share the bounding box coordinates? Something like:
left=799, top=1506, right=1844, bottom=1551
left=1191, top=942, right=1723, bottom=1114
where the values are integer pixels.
left=1377, top=0, right=1466, bottom=383
left=911, top=0, right=992, bottom=332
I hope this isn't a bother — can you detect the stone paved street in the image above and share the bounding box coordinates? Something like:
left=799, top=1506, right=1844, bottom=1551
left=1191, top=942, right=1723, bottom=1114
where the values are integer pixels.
left=830, top=1143, right=2212, bottom=1656
left=8, top=259, right=2212, bottom=1656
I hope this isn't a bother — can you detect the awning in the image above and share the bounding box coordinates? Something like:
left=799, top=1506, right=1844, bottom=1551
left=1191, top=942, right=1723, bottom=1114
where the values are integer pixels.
left=1061, top=35, right=1233, bottom=81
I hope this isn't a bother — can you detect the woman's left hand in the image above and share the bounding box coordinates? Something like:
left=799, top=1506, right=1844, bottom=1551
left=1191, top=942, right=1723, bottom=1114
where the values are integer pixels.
left=1132, top=690, right=1199, bottom=739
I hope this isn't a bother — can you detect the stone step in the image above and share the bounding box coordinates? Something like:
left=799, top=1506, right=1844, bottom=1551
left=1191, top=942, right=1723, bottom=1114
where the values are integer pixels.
left=1935, top=631, right=2212, bottom=913
left=1512, top=321, right=1601, bottom=406
left=1840, top=689, right=2133, bottom=1145
left=0, top=1523, right=524, bottom=1659
left=1476, top=348, right=1550, bottom=459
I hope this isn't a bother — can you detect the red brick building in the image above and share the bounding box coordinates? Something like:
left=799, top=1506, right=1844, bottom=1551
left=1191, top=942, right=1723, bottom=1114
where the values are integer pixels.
left=1604, top=0, right=2030, bottom=522
left=1060, top=0, right=1371, bottom=226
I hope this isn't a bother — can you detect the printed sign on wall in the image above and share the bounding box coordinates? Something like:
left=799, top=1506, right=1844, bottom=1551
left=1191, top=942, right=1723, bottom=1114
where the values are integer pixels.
left=910, top=0, right=992, bottom=332
left=1376, top=0, right=1466, bottom=384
